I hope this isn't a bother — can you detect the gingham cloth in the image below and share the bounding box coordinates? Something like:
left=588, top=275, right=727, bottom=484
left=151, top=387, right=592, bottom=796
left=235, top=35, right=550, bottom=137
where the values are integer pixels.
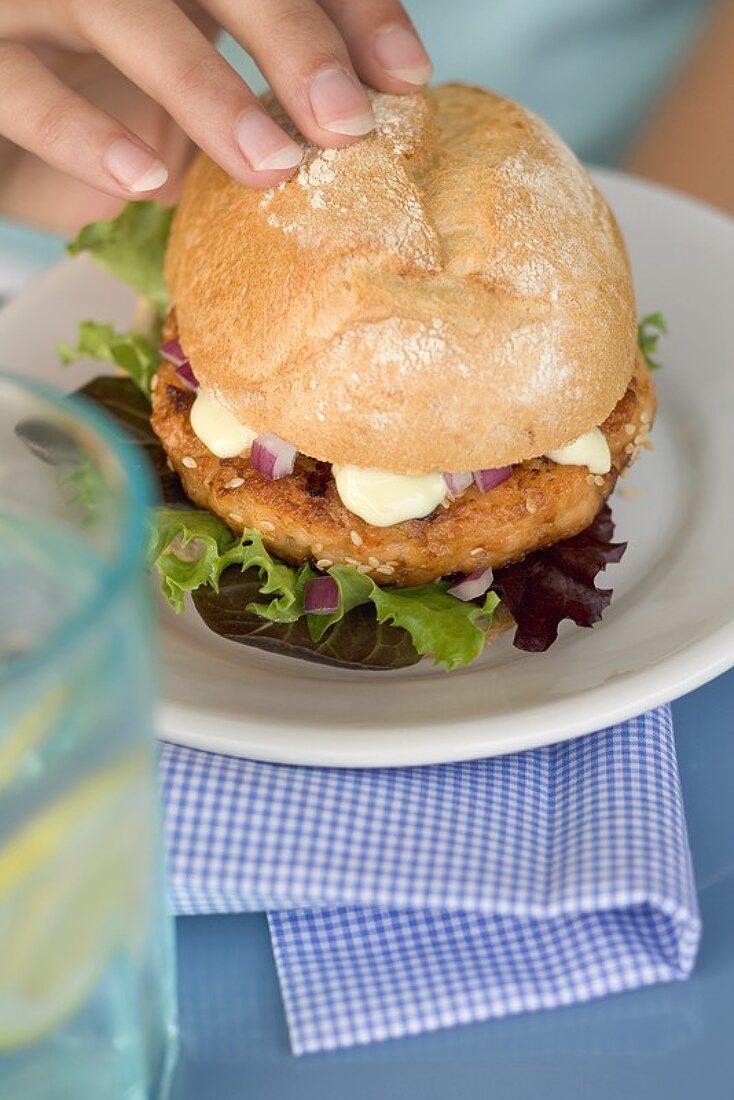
left=160, top=705, right=700, bottom=1054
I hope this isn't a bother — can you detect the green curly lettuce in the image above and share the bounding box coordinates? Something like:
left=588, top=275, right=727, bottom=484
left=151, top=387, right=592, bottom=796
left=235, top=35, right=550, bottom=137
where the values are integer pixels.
left=59, top=322, right=159, bottom=398
left=61, top=203, right=173, bottom=397
left=148, top=507, right=303, bottom=621
left=637, top=312, right=667, bottom=371
left=148, top=507, right=500, bottom=670
left=315, top=566, right=500, bottom=671
left=66, top=201, right=173, bottom=311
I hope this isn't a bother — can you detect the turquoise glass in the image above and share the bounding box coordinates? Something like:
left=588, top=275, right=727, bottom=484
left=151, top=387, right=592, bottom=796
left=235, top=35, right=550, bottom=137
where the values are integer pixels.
left=0, top=372, right=177, bottom=1099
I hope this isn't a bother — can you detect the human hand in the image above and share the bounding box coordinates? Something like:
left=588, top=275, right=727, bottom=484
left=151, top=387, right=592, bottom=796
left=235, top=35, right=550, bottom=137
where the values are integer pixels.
left=0, top=1, right=431, bottom=230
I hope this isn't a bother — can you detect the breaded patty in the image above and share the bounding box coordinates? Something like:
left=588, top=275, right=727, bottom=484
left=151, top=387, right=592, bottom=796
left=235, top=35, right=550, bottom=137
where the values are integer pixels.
left=150, top=357, right=655, bottom=587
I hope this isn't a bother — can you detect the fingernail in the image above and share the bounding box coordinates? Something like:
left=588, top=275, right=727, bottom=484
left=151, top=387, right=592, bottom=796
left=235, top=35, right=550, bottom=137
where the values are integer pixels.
left=235, top=109, right=303, bottom=172
left=105, top=138, right=169, bottom=192
left=308, top=68, right=374, bottom=136
left=373, top=24, right=433, bottom=85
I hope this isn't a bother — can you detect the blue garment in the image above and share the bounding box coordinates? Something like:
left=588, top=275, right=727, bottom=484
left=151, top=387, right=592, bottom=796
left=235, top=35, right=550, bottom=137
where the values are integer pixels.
left=221, top=0, right=712, bottom=163
left=0, top=0, right=713, bottom=273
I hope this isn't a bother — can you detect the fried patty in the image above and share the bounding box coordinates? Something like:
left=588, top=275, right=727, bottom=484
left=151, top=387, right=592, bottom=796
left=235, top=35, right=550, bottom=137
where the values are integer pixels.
left=150, top=357, right=655, bottom=587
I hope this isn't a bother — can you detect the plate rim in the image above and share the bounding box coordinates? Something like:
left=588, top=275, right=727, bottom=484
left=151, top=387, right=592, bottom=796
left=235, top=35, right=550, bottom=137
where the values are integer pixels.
left=159, top=620, right=734, bottom=767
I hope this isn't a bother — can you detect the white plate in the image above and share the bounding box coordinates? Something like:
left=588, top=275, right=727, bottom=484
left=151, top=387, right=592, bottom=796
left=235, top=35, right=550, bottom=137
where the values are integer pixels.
left=2, top=170, right=733, bottom=766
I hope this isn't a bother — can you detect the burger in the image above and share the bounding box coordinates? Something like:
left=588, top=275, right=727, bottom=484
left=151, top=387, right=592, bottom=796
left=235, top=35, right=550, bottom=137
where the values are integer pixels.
left=61, top=83, right=662, bottom=672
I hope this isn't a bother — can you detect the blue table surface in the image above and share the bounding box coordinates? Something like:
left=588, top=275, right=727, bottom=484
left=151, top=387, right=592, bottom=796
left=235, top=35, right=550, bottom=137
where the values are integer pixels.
left=170, top=669, right=734, bottom=1100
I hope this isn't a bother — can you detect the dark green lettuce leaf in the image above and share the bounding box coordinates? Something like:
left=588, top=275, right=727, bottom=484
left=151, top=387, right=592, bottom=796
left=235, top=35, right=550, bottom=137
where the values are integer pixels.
left=146, top=508, right=497, bottom=670
left=74, top=375, right=187, bottom=506
left=193, top=569, right=421, bottom=670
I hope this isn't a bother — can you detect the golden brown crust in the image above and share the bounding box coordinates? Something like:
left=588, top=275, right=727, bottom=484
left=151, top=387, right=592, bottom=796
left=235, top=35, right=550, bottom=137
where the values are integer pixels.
left=150, top=355, right=655, bottom=587
left=165, top=83, right=638, bottom=475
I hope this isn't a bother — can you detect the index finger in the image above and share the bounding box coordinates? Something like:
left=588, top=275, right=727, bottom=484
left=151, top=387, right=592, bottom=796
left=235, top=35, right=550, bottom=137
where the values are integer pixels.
left=71, top=0, right=304, bottom=187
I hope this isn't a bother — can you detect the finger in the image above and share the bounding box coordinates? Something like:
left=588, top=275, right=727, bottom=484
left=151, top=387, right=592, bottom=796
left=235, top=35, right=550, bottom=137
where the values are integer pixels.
left=0, top=41, right=169, bottom=197
left=72, top=0, right=304, bottom=187
left=201, top=0, right=374, bottom=144
left=318, top=0, right=433, bottom=92
left=0, top=4, right=90, bottom=52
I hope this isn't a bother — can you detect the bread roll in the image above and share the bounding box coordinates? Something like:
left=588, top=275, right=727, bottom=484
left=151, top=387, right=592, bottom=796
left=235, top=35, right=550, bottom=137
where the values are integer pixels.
left=165, top=83, right=637, bottom=474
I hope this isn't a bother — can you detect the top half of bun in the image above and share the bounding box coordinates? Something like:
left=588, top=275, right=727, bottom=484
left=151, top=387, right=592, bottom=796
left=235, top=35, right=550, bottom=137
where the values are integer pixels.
left=165, top=83, right=638, bottom=474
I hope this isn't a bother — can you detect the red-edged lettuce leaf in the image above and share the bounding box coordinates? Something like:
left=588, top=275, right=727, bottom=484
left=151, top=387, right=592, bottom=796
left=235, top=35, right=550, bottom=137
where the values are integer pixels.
left=492, top=504, right=626, bottom=652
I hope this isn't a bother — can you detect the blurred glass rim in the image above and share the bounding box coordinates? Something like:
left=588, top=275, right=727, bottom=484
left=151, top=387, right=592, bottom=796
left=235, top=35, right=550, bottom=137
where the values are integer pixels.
left=0, top=369, right=153, bottom=690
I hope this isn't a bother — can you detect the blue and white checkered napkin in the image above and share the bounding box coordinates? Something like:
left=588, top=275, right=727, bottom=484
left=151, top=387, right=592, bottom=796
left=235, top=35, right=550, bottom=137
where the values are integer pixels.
left=160, top=705, right=701, bottom=1055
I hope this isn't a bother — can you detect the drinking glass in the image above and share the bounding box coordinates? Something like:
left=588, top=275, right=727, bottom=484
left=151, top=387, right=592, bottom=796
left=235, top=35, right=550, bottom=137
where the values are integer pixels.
left=0, top=371, right=177, bottom=1099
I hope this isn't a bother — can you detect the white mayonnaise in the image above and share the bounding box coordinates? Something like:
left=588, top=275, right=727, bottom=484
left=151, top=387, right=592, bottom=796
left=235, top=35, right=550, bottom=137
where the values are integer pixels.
left=544, top=427, right=611, bottom=475
left=332, top=465, right=447, bottom=527
left=190, top=389, right=258, bottom=459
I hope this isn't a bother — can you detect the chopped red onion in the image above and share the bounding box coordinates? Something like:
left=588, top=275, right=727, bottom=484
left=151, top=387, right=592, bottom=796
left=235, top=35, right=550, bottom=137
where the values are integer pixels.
left=448, top=566, right=494, bottom=602
left=473, top=466, right=512, bottom=493
left=175, top=362, right=199, bottom=391
left=159, top=338, right=189, bottom=368
left=159, top=338, right=199, bottom=390
left=443, top=471, right=473, bottom=497
left=304, top=575, right=340, bottom=615
left=250, top=433, right=297, bottom=480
